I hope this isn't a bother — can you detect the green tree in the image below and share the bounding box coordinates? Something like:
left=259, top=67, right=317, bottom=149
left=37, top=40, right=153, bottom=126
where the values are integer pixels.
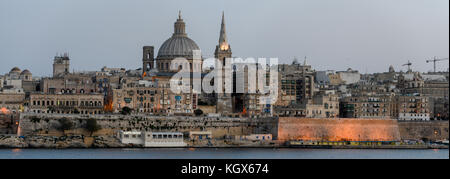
left=121, top=107, right=132, bottom=115
left=194, top=109, right=204, bottom=116
left=58, top=118, right=73, bottom=135
left=85, top=119, right=101, bottom=136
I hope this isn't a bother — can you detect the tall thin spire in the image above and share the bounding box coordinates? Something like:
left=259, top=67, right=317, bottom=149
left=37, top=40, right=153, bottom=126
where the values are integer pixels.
left=219, top=11, right=229, bottom=50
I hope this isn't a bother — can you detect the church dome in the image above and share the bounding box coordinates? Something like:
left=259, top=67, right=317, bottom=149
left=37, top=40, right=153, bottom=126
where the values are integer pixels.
left=157, top=11, right=200, bottom=59
left=21, top=69, right=31, bottom=75
left=157, top=36, right=200, bottom=59
left=10, top=67, right=21, bottom=73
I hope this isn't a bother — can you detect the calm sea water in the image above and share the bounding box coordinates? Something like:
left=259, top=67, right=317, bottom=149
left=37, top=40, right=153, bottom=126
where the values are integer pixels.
left=0, top=148, right=448, bottom=159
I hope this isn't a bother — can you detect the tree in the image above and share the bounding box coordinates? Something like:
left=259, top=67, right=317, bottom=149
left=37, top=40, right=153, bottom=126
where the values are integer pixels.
left=194, top=109, right=204, bottom=116
left=58, top=118, right=73, bottom=135
left=121, top=107, right=132, bottom=115
left=85, top=119, right=101, bottom=136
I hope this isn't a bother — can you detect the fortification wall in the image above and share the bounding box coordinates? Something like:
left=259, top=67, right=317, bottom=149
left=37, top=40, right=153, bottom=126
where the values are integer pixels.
left=398, top=121, right=449, bottom=141
left=18, top=113, right=277, bottom=139
left=18, top=114, right=447, bottom=141
left=277, top=117, right=401, bottom=141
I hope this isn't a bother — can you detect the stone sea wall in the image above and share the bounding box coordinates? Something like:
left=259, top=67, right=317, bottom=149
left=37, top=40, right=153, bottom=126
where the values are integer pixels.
left=398, top=121, right=449, bottom=141
left=0, top=135, right=129, bottom=148
left=16, top=114, right=449, bottom=143
left=18, top=113, right=277, bottom=139
left=277, top=117, right=401, bottom=141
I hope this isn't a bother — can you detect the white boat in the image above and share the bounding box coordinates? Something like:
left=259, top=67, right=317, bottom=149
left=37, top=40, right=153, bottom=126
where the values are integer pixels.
left=144, top=132, right=187, bottom=147
left=118, top=130, right=187, bottom=147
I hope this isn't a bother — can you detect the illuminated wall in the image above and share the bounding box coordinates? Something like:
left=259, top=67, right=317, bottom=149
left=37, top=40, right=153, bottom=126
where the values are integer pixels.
left=278, top=117, right=401, bottom=141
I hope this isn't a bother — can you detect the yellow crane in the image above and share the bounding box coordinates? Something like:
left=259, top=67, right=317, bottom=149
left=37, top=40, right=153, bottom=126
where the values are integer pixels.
left=426, top=57, right=449, bottom=72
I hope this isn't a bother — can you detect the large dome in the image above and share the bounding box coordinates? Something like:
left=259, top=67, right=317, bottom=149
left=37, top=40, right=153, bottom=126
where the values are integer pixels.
left=157, top=11, right=200, bottom=59
left=157, top=36, right=200, bottom=59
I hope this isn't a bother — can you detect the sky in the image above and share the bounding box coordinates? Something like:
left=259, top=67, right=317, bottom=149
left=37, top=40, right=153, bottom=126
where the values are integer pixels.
left=0, top=0, right=448, bottom=77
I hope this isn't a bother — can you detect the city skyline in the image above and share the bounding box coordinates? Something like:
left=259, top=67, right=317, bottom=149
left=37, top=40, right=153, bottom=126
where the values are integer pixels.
left=1, top=0, right=449, bottom=76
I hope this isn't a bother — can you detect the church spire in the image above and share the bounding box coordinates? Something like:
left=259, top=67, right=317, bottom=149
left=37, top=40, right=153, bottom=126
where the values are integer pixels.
left=218, top=11, right=229, bottom=50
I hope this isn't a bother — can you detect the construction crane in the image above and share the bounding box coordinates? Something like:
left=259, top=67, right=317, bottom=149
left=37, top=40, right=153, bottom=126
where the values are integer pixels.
left=426, top=57, right=449, bottom=73
left=403, top=60, right=412, bottom=72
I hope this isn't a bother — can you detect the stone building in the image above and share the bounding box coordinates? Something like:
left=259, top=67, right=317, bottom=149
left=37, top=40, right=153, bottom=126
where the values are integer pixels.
left=340, top=94, right=395, bottom=119
left=394, top=95, right=430, bottom=121
left=337, top=68, right=360, bottom=85
left=340, top=94, right=430, bottom=121
left=28, top=93, right=104, bottom=114
left=328, top=72, right=343, bottom=86
left=308, top=90, right=339, bottom=118
left=430, top=97, right=449, bottom=120
left=276, top=61, right=315, bottom=106
left=274, top=90, right=339, bottom=118
left=19, top=70, right=32, bottom=82
left=397, top=71, right=448, bottom=119
left=274, top=59, right=319, bottom=117
left=40, top=74, right=98, bottom=94
left=274, top=61, right=338, bottom=118
left=110, top=78, right=196, bottom=115
left=0, top=93, right=25, bottom=113
left=397, top=72, right=448, bottom=98
left=8, top=67, right=21, bottom=80
left=53, top=53, right=70, bottom=77
left=1, top=67, right=25, bottom=93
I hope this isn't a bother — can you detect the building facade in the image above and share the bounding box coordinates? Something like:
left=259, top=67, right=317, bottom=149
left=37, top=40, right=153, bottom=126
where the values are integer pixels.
left=28, top=93, right=104, bottom=114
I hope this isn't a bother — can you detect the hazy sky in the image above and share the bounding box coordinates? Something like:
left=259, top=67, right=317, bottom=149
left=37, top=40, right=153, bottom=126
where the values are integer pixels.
left=0, top=0, right=448, bottom=76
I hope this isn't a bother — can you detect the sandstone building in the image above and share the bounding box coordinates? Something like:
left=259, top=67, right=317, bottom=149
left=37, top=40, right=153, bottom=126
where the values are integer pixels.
left=28, top=93, right=104, bottom=114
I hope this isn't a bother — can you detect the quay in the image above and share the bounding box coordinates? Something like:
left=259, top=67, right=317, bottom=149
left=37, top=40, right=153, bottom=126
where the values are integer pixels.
left=287, top=141, right=449, bottom=149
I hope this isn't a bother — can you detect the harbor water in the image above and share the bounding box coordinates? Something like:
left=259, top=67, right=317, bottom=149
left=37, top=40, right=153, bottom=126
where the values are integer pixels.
left=0, top=148, right=448, bottom=159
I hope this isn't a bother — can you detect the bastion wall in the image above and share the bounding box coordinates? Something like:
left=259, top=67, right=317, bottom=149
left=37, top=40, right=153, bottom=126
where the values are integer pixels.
left=17, top=114, right=448, bottom=141
left=277, top=117, right=401, bottom=141
left=398, top=121, right=449, bottom=141
left=18, top=113, right=277, bottom=139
